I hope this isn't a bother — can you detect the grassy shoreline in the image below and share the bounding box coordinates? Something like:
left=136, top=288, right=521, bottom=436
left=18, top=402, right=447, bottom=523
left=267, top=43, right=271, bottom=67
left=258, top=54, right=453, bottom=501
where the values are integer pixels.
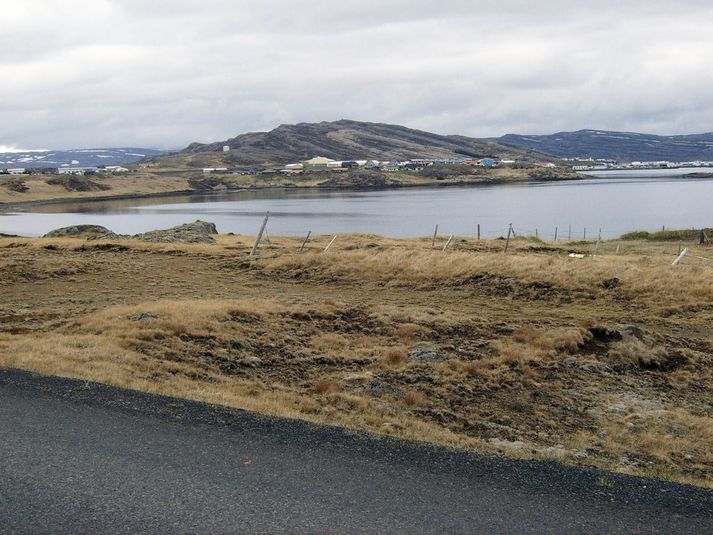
left=0, top=166, right=580, bottom=208
left=2, top=232, right=712, bottom=487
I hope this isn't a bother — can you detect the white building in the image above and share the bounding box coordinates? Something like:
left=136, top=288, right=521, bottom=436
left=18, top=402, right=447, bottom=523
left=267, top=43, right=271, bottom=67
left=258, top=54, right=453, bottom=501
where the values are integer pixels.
left=7, top=168, right=26, bottom=175
left=303, top=156, right=334, bottom=167
left=104, top=166, right=129, bottom=173
left=58, top=167, right=98, bottom=175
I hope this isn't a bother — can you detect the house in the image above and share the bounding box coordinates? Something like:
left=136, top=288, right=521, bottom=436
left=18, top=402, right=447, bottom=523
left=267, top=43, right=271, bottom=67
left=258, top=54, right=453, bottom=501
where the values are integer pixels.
left=104, top=166, right=129, bottom=173
left=380, top=161, right=400, bottom=172
left=303, top=156, right=334, bottom=169
left=364, top=160, right=381, bottom=169
left=281, top=163, right=304, bottom=175
left=7, top=168, right=26, bottom=175
left=402, top=162, right=424, bottom=171
left=202, top=167, right=228, bottom=173
left=479, top=158, right=497, bottom=167
left=58, top=167, right=98, bottom=175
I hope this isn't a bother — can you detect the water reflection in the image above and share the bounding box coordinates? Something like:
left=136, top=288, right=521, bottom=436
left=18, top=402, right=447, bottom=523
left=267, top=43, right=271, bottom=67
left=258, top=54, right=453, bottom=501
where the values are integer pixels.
left=3, top=175, right=713, bottom=239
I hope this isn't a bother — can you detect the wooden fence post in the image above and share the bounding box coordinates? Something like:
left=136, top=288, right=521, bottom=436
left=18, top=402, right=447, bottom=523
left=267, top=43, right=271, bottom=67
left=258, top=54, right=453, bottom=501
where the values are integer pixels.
left=443, top=235, right=454, bottom=251
left=672, top=248, right=688, bottom=266
left=432, top=224, right=439, bottom=248
left=504, top=223, right=513, bottom=253
left=554, top=227, right=558, bottom=242
left=323, top=235, right=337, bottom=253
left=477, top=224, right=480, bottom=241
left=298, top=231, right=312, bottom=253
left=568, top=224, right=571, bottom=241
left=249, top=211, right=270, bottom=257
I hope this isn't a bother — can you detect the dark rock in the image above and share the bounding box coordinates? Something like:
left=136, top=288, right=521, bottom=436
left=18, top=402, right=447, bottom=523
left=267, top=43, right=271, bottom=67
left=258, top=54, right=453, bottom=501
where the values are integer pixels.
left=131, top=312, right=159, bottom=321
left=589, top=327, right=623, bottom=342
left=602, top=277, right=621, bottom=289
left=46, top=175, right=111, bottom=192
left=364, top=380, right=405, bottom=400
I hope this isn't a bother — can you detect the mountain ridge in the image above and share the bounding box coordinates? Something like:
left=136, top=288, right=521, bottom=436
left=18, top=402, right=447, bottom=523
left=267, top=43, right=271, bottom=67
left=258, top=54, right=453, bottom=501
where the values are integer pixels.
left=493, top=130, right=713, bottom=161
left=0, top=148, right=167, bottom=169
left=172, top=119, right=552, bottom=166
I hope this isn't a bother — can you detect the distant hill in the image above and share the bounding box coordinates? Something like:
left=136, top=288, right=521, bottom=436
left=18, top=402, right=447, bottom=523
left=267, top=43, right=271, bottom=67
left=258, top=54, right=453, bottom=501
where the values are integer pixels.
left=494, top=130, right=713, bottom=162
left=0, top=148, right=167, bottom=169
left=157, top=120, right=554, bottom=167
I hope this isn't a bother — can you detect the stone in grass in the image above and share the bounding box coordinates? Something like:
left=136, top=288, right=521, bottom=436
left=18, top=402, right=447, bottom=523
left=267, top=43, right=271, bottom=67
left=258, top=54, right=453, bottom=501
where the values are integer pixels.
left=615, top=324, right=645, bottom=341
left=131, top=312, right=159, bottom=321
left=364, top=380, right=405, bottom=400
left=408, top=342, right=451, bottom=363
left=343, top=371, right=373, bottom=383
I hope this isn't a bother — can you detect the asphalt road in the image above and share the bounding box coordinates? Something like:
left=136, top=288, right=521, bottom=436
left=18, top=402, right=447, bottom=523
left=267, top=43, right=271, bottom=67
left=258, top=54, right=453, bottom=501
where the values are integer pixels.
left=1, top=368, right=711, bottom=534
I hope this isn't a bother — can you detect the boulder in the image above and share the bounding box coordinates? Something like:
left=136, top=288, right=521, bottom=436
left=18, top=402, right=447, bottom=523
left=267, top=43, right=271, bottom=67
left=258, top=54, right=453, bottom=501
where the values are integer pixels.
left=135, top=220, right=218, bottom=243
left=44, top=225, right=118, bottom=239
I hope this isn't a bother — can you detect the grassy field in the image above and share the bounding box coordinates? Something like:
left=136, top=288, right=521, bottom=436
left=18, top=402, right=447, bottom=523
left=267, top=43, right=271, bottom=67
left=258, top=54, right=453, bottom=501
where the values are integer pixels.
left=1, top=232, right=712, bottom=486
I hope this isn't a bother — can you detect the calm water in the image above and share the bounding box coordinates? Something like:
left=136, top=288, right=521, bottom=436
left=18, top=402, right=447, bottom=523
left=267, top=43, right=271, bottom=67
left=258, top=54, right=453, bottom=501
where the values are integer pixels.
left=2, top=174, right=713, bottom=239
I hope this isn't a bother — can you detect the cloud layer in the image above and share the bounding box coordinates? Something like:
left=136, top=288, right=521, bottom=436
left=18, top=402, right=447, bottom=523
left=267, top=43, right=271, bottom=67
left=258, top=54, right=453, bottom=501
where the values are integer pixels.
left=1, top=0, right=712, bottom=148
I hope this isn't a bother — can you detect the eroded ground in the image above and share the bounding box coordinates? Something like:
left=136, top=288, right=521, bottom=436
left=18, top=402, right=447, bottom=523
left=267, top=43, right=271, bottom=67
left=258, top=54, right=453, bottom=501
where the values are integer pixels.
left=1, top=234, right=712, bottom=486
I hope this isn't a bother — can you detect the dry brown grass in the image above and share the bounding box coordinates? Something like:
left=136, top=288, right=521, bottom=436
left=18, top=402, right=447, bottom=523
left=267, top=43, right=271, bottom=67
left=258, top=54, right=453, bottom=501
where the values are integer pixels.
left=314, top=377, right=339, bottom=395
left=403, top=390, right=427, bottom=407
left=384, top=348, right=408, bottom=367
left=1, top=233, right=713, bottom=486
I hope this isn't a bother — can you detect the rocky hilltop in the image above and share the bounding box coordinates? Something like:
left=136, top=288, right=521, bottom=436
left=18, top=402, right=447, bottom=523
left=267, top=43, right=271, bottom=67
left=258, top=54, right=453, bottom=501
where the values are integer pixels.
left=156, top=119, right=553, bottom=167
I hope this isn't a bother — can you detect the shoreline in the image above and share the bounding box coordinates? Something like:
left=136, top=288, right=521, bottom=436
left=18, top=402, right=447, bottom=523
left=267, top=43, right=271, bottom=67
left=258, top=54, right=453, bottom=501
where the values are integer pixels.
left=0, top=174, right=583, bottom=213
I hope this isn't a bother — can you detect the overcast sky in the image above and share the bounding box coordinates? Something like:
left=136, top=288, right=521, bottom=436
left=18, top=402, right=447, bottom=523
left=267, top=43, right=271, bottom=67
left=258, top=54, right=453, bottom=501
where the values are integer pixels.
left=2, top=0, right=713, bottom=150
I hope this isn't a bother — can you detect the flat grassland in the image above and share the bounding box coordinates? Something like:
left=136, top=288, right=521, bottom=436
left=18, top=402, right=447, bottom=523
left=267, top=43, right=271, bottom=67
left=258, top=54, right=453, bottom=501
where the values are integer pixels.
left=1, top=233, right=712, bottom=486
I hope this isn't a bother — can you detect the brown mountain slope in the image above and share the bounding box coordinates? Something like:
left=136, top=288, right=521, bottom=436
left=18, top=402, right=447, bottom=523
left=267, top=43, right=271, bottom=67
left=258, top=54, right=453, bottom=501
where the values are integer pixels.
left=159, top=120, right=554, bottom=167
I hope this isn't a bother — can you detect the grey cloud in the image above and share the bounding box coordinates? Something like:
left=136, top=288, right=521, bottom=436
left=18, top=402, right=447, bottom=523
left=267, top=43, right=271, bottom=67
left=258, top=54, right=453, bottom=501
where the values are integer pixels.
left=1, top=0, right=712, bottom=149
